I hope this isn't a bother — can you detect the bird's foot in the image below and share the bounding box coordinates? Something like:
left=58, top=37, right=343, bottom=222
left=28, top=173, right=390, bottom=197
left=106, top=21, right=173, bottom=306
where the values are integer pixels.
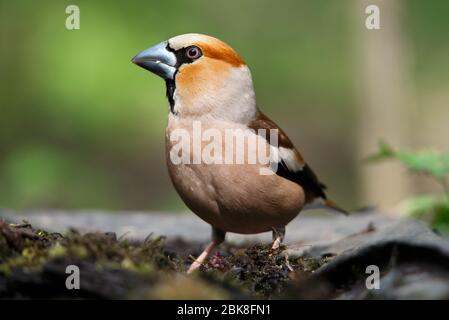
left=271, top=237, right=282, bottom=250
left=271, top=227, right=285, bottom=251
left=186, top=241, right=217, bottom=274
left=187, top=257, right=203, bottom=274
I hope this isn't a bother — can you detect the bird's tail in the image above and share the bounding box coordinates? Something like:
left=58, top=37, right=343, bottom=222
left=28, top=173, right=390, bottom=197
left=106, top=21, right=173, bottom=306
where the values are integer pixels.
left=303, top=197, right=349, bottom=215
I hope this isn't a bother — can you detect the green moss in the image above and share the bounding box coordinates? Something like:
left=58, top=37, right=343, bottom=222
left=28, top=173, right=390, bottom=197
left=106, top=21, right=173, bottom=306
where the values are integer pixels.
left=0, top=219, right=327, bottom=299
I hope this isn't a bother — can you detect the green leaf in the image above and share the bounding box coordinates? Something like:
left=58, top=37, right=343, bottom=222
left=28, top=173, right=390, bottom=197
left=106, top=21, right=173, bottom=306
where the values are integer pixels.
left=398, top=194, right=446, bottom=218
left=396, top=149, right=449, bottom=179
left=365, top=141, right=396, bottom=162
left=368, top=142, right=449, bottom=180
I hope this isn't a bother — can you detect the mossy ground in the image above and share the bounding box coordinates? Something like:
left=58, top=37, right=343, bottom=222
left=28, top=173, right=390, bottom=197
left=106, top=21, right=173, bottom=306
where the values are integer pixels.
left=0, top=219, right=327, bottom=299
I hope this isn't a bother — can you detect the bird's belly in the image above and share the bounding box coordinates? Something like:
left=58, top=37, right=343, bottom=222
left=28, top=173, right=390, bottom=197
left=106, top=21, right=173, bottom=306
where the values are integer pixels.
left=167, top=161, right=305, bottom=234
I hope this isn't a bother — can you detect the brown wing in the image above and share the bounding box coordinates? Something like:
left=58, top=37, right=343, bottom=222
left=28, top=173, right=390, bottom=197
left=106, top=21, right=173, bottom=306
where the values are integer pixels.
left=248, top=110, right=327, bottom=203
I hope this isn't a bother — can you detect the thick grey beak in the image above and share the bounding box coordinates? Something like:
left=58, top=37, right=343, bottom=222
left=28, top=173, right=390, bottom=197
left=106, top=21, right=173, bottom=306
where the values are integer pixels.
left=132, top=41, right=177, bottom=80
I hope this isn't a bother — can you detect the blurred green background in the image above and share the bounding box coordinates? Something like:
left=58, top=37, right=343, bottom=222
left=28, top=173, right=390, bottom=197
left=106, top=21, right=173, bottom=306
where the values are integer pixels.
left=1, top=0, right=448, bottom=212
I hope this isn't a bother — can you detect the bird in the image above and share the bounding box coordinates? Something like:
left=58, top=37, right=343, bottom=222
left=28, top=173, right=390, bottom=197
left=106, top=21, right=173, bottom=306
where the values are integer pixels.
left=132, top=33, right=348, bottom=274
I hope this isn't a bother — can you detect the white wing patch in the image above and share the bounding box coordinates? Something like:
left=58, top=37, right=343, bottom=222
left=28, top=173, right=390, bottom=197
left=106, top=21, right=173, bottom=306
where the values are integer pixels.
left=270, top=146, right=303, bottom=173
left=278, top=147, right=303, bottom=172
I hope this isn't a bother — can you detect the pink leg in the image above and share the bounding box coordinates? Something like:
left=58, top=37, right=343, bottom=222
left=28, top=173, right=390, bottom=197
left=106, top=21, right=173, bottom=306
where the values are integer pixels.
left=187, top=227, right=225, bottom=274
left=187, top=241, right=217, bottom=274
left=272, top=237, right=282, bottom=250
left=271, top=226, right=285, bottom=250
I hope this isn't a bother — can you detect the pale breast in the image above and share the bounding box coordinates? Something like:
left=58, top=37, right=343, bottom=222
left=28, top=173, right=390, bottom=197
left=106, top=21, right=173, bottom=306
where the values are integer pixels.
left=165, top=117, right=305, bottom=234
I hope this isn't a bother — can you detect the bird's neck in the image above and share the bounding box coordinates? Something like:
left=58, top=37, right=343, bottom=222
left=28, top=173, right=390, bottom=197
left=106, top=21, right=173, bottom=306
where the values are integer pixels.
left=167, top=65, right=257, bottom=124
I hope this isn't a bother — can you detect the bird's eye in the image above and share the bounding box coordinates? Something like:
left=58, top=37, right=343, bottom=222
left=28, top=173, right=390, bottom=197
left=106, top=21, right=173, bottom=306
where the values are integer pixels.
left=186, top=46, right=202, bottom=60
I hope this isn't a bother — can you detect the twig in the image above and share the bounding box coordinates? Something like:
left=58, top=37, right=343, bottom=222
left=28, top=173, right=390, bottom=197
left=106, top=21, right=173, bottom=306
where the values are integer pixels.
left=284, top=252, right=294, bottom=272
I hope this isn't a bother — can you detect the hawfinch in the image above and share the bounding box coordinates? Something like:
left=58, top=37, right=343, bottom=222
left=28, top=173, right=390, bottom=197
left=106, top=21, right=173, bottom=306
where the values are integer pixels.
left=132, top=34, right=347, bottom=273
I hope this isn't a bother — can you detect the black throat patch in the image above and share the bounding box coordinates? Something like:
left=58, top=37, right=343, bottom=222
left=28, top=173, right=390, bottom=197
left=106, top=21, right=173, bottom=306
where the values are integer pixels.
left=165, top=79, right=176, bottom=113
left=164, top=43, right=199, bottom=114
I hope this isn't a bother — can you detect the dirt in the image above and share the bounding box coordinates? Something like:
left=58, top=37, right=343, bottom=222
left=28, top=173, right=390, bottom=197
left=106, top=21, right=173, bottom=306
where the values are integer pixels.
left=4, top=216, right=449, bottom=299
left=0, top=219, right=326, bottom=299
